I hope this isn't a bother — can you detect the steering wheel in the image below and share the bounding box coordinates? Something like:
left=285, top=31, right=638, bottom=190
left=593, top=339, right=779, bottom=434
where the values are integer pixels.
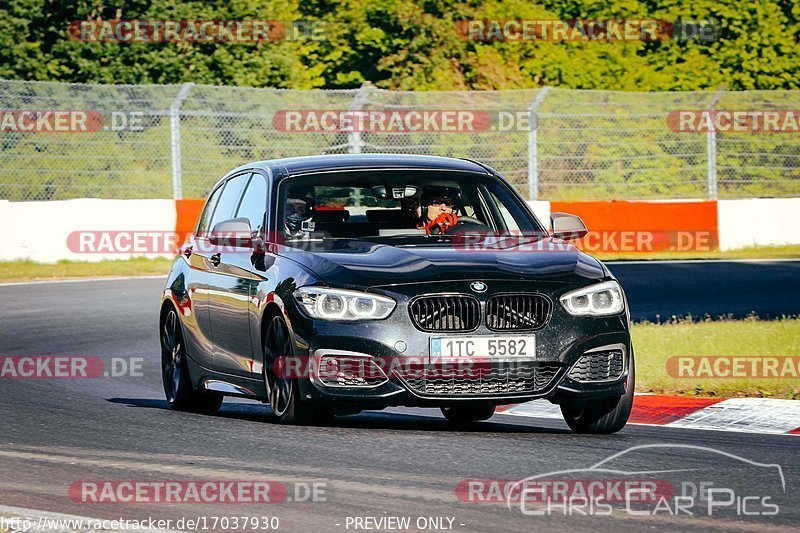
left=456, top=215, right=491, bottom=229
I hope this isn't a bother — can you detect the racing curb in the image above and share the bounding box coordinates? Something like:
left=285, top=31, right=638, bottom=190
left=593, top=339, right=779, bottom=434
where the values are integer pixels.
left=496, top=394, right=800, bottom=435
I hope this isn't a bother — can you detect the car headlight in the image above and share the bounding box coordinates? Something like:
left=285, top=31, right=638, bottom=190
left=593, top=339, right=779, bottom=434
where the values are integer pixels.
left=294, top=287, right=396, bottom=321
left=560, top=280, right=624, bottom=316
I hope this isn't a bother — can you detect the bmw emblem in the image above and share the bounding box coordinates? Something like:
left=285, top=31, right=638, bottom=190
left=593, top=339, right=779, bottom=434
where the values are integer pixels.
left=470, top=281, right=487, bottom=293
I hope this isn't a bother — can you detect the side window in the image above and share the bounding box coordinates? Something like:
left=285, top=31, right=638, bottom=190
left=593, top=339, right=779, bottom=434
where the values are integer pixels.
left=480, top=185, right=524, bottom=232
left=235, top=173, right=268, bottom=236
left=496, top=199, right=521, bottom=231
left=196, top=184, right=225, bottom=237
left=209, top=173, right=250, bottom=231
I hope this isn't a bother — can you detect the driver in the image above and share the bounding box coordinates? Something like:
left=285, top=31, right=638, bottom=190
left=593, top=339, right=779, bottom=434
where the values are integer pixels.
left=284, top=186, right=315, bottom=237
left=418, top=186, right=459, bottom=235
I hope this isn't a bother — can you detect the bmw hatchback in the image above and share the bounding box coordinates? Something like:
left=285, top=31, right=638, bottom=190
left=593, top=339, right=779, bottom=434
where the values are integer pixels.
left=160, top=154, right=634, bottom=433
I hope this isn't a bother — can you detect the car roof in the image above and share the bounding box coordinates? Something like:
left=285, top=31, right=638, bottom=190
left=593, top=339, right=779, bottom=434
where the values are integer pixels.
left=232, top=154, right=492, bottom=178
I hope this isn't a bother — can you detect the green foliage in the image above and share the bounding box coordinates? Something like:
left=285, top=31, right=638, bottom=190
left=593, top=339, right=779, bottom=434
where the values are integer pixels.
left=1, top=0, right=799, bottom=91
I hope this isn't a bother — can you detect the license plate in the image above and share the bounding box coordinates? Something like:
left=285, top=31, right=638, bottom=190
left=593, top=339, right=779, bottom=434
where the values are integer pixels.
left=430, top=335, right=535, bottom=359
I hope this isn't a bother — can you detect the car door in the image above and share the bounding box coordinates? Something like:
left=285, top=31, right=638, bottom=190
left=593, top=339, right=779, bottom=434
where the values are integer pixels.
left=179, top=182, right=226, bottom=369
left=205, top=172, right=265, bottom=376
left=212, top=171, right=272, bottom=377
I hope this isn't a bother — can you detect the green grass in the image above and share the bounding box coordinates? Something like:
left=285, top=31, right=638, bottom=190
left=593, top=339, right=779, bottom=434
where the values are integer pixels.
left=632, top=316, right=800, bottom=399
left=0, top=257, right=173, bottom=282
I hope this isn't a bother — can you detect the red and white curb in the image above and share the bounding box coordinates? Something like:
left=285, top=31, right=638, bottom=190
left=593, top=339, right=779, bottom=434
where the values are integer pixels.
left=496, top=395, right=800, bottom=435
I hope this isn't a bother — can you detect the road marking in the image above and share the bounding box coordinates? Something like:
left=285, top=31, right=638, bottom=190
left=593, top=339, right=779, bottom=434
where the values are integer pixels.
left=0, top=446, right=787, bottom=531
left=0, top=275, right=165, bottom=287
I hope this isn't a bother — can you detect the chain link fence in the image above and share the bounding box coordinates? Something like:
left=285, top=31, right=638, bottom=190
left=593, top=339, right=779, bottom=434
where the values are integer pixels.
left=1, top=79, right=799, bottom=201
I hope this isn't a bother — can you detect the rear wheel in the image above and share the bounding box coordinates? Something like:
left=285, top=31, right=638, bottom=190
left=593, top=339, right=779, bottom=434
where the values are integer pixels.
left=441, top=403, right=496, bottom=424
left=160, top=308, right=222, bottom=414
left=263, top=314, right=332, bottom=425
left=560, top=350, right=635, bottom=434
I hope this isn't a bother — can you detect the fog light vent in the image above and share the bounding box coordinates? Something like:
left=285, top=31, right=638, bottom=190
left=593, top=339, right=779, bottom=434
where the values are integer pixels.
left=568, top=349, right=624, bottom=382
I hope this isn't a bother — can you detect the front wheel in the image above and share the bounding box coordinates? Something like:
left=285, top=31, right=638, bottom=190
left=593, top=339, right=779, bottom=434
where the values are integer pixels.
left=263, top=315, right=331, bottom=425
left=560, top=350, right=635, bottom=434
left=160, top=308, right=223, bottom=414
left=441, top=403, right=496, bottom=424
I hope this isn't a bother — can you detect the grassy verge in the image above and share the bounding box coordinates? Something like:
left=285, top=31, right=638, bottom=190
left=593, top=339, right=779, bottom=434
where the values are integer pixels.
left=0, top=257, right=173, bottom=282
left=632, top=317, right=800, bottom=399
left=594, top=244, right=800, bottom=261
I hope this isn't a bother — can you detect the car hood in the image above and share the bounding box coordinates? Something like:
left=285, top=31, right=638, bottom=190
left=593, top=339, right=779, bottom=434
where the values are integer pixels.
left=278, top=238, right=606, bottom=288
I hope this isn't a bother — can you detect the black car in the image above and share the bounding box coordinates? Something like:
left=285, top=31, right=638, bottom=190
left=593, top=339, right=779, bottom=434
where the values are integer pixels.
left=160, top=154, right=634, bottom=434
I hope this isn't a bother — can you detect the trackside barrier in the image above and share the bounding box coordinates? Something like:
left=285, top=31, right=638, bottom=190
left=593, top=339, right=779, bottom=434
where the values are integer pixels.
left=0, top=198, right=797, bottom=262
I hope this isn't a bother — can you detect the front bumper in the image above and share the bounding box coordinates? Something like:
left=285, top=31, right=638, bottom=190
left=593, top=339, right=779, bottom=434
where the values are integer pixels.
left=288, top=279, right=632, bottom=408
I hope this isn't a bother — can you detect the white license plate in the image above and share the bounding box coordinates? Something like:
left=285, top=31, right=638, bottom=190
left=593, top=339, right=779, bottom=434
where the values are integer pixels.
left=430, top=335, right=535, bottom=359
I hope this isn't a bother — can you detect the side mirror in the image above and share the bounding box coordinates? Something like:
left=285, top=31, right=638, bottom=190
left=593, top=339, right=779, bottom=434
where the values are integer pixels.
left=550, top=212, right=588, bottom=241
left=209, top=218, right=254, bottom=248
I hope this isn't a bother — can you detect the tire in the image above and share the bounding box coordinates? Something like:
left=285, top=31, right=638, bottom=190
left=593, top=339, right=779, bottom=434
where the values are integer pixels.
left=441, top=403, right=496, bottom=424
left=160, top=308, right=223, bottom=414
left=263, top=314, right=332, bottom=425
left=560, top=349, right=635, bottom=435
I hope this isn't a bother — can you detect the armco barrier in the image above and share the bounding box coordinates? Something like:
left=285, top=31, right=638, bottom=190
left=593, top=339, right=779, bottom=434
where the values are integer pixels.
left=0, top=198, right=797, bottom=263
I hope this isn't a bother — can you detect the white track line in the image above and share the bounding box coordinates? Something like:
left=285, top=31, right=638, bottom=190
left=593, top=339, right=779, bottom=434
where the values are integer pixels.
left=0, top=275, right=165, bottom=287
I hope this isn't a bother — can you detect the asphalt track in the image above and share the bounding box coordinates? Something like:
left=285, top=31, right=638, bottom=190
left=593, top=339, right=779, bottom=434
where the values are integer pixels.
left=609, top=259, right=800, bottom=321
left=1, top=261, right=798, bottom=532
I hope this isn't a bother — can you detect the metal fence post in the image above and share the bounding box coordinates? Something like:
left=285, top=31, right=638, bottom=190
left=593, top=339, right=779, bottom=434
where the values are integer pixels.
left=170, top=82, right=194, bottom=200
left=706, top=85, right=726, bottom=200
left=527, top=86, right=551, bottom=201
left=348, top=81, right=373, bottom=154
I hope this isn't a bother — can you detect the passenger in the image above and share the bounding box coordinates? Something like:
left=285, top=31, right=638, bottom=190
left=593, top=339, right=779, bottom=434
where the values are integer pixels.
left=284, top=186, right=315, bottom=237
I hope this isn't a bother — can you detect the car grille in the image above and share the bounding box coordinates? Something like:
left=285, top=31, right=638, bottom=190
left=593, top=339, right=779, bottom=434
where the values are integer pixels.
left=567, top=349, right=625, bottom=382
left=410, top=294, right=551, bottom=332
left=399, top=362, right=562, bottom=396
left=486, top=294, right=551, bottom=331
left=409, top=295, right=480, bottom=332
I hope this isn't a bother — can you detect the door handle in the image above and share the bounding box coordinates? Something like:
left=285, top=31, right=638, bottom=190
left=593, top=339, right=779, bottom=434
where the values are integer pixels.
left=209, top=253, right=221, bottom=267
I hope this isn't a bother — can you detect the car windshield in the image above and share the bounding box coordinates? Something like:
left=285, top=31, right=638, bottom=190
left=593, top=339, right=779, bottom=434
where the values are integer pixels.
left=276, top=170, right=546, bottom=247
